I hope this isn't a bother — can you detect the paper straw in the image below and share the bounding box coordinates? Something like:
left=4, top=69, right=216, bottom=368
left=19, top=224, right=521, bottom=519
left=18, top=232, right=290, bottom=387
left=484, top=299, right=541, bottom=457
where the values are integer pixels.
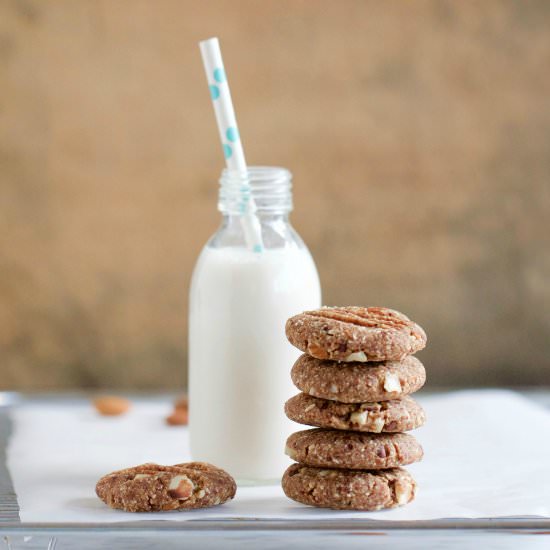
left=199, top=37, right=264, bottom=253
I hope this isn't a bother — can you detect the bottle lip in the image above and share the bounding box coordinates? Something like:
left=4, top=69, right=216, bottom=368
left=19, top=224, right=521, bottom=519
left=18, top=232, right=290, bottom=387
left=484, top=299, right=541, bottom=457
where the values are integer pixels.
left=218, top=165, right=293, bottom=215
left=220, top=166, right=292, bottom=185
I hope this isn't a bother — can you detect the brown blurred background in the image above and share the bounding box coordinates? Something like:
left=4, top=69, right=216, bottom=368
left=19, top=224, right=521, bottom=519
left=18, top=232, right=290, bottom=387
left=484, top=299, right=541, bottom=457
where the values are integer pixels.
left=1, top=0, right=549, bottom=391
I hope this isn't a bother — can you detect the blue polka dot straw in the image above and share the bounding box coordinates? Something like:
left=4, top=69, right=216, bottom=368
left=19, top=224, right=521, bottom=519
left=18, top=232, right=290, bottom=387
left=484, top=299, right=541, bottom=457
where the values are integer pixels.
left=199, top=37, right=263, bottom=253
left=226, top=127, right=239, bottom=142
left=213, top=67, right=226, bottom=83
left=209, top=85, right=220, bottom=100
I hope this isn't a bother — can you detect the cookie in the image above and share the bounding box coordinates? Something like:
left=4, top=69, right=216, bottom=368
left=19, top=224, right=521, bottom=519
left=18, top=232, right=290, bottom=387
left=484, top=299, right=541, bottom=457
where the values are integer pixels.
left=285, top=306, right=426, bottom=362
left=282, top=464, right=416, bottom=510
left=96, top=462, right=236, bottom=512
left=285, top=429, right=423, bottom=470
left=284, top=393, right=426, bottom=433
left=291, top=354, right=425, bottom=403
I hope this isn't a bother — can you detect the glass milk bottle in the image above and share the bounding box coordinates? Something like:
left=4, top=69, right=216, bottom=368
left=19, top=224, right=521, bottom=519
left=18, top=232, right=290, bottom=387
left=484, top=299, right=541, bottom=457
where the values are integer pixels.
left=189, top=166, right=321, bottom=483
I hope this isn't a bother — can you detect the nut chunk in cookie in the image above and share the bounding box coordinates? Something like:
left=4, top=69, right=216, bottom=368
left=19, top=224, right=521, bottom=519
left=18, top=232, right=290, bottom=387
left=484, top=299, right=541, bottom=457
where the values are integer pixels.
left=285, top=306, right=426, bottom=362
left=95, top=462, right=236, bottom=512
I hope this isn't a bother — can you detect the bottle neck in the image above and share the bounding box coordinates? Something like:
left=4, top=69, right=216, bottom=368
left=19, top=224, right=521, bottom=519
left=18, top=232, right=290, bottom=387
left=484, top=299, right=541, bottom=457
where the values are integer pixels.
left=218, top=166, right=293, bottom=217
left=221, top=212, right=289, bottom=230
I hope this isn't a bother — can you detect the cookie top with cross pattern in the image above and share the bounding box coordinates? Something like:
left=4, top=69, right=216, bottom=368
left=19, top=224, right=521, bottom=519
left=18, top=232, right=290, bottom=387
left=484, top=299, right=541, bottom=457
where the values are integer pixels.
left=285, top=306, right=426, bottom=362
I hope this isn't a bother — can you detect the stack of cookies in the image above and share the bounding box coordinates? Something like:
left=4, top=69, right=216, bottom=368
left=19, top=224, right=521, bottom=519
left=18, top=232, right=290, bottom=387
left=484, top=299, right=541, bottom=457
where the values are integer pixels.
left=281, top=306, right=427, bottom=511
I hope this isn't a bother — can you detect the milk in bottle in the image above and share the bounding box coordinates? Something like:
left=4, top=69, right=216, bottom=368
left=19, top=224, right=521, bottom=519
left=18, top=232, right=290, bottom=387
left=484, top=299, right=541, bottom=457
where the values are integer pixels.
left=189, top=167, right=321, bottom=482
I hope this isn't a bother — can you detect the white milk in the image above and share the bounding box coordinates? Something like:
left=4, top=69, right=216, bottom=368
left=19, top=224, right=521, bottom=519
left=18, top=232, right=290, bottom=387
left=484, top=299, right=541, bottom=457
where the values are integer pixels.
left=189, top=245, right=321, bottom=482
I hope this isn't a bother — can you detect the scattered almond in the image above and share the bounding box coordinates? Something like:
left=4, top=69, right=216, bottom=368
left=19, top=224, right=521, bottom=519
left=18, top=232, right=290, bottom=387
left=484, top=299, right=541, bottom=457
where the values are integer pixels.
left=93, top=396, right=131, bottom=416
left=174, top=396, right=189, bottom=411
left=166, top=408, right=188, bottom=426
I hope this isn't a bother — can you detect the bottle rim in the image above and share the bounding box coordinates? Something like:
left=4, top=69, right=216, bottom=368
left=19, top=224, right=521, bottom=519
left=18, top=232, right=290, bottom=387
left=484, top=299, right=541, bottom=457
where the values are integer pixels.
left=218, top=166, right=293, bottom=215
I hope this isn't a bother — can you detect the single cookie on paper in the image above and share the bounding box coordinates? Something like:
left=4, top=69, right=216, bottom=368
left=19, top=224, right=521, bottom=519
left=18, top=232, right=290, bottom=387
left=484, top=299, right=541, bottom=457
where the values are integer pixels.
left=282, top=464, right=416, bottom=511
left=285, top=429, right=423, bottom=470
left=291, top=353, right=426, bottom=403
left=285, top=306, right=426, bottom=362
left=285, top=393, right=426, bottom=433
left=96, top=462, right=236, bottom=512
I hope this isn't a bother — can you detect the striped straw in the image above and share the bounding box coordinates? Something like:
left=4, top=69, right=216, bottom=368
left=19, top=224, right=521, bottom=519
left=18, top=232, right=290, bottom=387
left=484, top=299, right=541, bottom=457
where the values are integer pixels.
left=199, top=37, right=264, bottom=253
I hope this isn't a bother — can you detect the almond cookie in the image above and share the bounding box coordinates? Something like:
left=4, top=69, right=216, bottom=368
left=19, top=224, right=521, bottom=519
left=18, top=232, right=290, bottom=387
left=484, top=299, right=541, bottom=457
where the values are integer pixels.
left=285, top=306, right=426, bottom=362
left=284, top=393, right=426, bottom=433
left=282, top=464, right=416, bottom=510
left=96, top=462, right=236, bottom=512
left=291, top=354, right=425, bottom=403
left=285, top=429, right=423, bottom=470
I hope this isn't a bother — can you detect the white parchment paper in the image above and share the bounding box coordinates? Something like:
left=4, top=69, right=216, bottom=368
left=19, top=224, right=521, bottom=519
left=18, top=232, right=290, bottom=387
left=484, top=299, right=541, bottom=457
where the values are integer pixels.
left=7, top=390, right=550, bottom=522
